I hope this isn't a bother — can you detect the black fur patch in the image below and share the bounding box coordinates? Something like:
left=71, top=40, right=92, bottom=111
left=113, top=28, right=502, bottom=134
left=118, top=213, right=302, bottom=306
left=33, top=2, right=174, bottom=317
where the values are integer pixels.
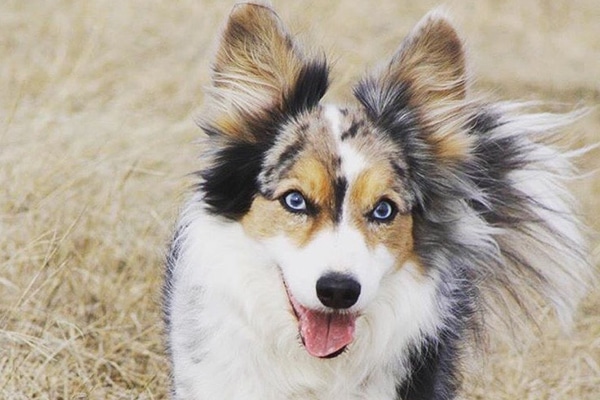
left=340, top=120, right=361, bottom=141
left=201, top=58, right=330, bottom=220
left=396, top=332, right=460, bottom=400
left=275, top=137, right=305, bottom=171
left=465, top=111, right=539, bottom=226
left=201, top=140, right=271, bottom=219
left=284, top=59, right=330, bottom=117
left=354, top=78, right=412, bottom=131
left=333, top=176, right=348, bottom=223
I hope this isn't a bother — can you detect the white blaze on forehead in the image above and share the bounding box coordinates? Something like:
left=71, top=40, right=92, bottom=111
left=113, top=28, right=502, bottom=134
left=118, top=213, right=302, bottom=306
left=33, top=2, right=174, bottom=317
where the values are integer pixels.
left=323, top=104, right=369, bottom=186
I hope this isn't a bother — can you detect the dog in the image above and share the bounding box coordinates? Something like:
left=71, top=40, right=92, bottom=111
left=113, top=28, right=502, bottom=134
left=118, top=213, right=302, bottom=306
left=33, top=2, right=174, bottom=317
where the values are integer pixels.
left=163, top=3, right=592, bottom=399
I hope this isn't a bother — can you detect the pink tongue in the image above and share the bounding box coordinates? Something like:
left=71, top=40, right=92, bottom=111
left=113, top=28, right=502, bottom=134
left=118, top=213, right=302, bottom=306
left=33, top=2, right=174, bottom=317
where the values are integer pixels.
left=296, top=304, right=356, bottom=358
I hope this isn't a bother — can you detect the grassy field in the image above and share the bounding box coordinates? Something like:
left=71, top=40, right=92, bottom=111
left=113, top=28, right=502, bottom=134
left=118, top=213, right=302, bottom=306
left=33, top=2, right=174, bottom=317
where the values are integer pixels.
left=1, top=0, right=598, bottom=398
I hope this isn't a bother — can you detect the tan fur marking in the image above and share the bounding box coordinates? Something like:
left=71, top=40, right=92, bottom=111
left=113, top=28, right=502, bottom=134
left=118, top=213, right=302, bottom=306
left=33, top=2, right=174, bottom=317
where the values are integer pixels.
left=392, top=15, right=466, bottom=102
left=348, top=166, right=415, bottom=269
left=203, top=4, right=304, bottom=141
left=242, top=196, right=327, bottom=247
left=425, top=110, right=475, bottom=161
left=242, top=155, right=334, bottom=248
left=286, top=157, right=333, bottom=207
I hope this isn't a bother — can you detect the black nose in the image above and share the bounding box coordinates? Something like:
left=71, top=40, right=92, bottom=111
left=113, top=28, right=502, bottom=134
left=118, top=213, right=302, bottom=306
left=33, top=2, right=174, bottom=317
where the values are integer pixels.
left=316, top=273, right=361, bottom=309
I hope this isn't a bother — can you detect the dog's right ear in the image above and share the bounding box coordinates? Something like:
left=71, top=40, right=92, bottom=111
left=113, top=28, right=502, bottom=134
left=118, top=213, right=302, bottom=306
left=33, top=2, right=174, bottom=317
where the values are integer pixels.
left=202, top=3, right=329, bottom=142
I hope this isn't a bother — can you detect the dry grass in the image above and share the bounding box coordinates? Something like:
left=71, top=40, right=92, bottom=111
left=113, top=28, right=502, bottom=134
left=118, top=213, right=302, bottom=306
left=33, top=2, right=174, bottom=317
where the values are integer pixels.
left=1, top=0, right=598, bottom=398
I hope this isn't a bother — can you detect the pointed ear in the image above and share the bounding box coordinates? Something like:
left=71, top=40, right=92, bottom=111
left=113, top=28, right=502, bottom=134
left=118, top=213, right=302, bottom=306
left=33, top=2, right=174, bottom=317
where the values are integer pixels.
left=355, top=11, right=471, bottom=161
left=391, top=11, right=467, bottom=103
left=203, top=3, right=329, bottom=142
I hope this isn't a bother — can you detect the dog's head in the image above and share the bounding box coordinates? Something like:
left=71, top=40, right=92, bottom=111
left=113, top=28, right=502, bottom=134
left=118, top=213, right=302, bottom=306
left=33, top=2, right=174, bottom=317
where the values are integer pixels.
left=200, top=3, right=472, bottom=358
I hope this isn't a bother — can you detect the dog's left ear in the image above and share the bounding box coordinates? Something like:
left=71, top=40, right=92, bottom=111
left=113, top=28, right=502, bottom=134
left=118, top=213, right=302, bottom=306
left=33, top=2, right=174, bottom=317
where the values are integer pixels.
left=355, top=11, right=472, bottom=161
left=202, top=3, right=329, bottom=142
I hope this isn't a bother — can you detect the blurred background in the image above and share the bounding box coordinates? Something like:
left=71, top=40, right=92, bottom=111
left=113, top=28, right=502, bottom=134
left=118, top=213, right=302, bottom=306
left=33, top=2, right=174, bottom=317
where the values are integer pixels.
left=1, top=0, right=598, bottom=398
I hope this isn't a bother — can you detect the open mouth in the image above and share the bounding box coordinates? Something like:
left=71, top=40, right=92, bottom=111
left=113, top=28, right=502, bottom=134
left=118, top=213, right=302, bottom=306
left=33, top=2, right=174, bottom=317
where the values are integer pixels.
left=285, top=284, right=357, bottom=359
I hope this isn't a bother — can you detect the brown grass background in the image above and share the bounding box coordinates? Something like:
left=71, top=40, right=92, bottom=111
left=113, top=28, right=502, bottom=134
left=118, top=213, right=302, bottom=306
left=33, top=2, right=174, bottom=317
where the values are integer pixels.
left=1, top=0, right=598, bottom=398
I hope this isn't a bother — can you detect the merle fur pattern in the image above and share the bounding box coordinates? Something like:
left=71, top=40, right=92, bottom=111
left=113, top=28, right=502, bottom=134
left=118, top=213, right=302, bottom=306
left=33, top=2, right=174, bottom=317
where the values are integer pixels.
left=200, top=59, right=329, bottom=219
left=164, top=5, right=591, bottom=400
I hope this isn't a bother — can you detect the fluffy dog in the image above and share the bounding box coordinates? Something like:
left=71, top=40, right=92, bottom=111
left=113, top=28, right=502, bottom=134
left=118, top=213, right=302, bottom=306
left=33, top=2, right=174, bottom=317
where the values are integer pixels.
left=163, top=4, right=592, bottom=399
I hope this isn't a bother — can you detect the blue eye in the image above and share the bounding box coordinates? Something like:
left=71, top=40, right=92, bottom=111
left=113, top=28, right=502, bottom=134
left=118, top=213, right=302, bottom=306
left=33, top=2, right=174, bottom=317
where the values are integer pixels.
left=370, top=200, right=396, bottom=222
left=282, top=191, right=307, bottom=213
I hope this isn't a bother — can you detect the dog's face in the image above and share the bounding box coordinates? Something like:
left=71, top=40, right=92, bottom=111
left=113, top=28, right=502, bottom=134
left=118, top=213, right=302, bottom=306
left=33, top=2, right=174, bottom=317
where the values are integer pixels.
left=200, top=4, right=470, bottom=358
left=242, top=105, right=415, bottom=357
